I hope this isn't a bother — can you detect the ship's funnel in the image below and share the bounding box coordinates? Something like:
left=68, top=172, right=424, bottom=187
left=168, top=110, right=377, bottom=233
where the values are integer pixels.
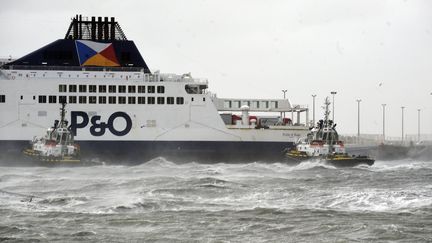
left=65, top=15, right=127, bottom=41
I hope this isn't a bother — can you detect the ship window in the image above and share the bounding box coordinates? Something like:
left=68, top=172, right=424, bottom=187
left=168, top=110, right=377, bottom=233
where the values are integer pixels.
left=89, top=96, right=97, bottom=104
left=59, top=84, right=67, bottom=92
left=176, top=97, right=184, bottom=105
left=69, top=85, right=77, bottom=92
left=99, top=85, right=106, bottom=93
left=128, top=85, right=136, bottom=93
left=148, top=86, right=155, bottom=93
left=109, top=96, right=116, bottom=104
left=48, top=95, right=57, bottom=104
left=118, top=96, right=126, bottom=104
left=89, top=85, right=97, bottom=93
left=69, top=96, right=77, bottom=104
left=128, top=97, right=136, bottom=104
left=79, top=96, right=86, bottom=104
left=147, top=97, right=155, bottom=104
left=119, top=85, right=126, bottom=93
left=99, top=96, right=106, bottom=104
left=138, top=97, right=146, bottom=104
left=20, top=95, right=23, bottom=100
left=254, top=101, right=260, bottom=109
left=138, top=85, right=145, bottom=93
left=224, top=101, right=232, bottom=108
left=109, top=85, right=116, bottom=93
left=167, top=97, right=174, bottom=105
left=0, top=95, right=5, bottom=103
left=191, top=97, right=194, bottom=102
left=38, top=95, right=47, bottom=103
left=33, top=96, right=35, bottom=100
left=79, top=85, right=87, bottom=93
left=157, top=97, right=165, bottom=104
left=59, top=96, right=67, bottom=103
left=157, top=86, right=165, bottom=93
left=185, top=84, right=207, bottom=94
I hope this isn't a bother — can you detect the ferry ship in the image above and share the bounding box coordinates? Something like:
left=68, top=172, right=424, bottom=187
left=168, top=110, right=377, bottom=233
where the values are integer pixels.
left=0, top=15, right=310, bottom=163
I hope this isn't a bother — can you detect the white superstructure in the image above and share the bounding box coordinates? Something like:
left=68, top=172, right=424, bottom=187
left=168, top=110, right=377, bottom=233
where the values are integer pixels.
left=0, top=68, right=308, bottom=141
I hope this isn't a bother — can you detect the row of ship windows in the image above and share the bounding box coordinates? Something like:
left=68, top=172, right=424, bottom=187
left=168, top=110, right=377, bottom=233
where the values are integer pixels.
left=224, top=100, right=279, bottom=109
left=0, top=95, right=206, bottom=105
left=59, top=84, right=165, bottom=94
left=37, top=95, right=185, bottom=105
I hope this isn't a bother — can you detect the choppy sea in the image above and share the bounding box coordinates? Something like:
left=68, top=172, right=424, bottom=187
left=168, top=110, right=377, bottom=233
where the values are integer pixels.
left=0, top=159, right=431, bottom=242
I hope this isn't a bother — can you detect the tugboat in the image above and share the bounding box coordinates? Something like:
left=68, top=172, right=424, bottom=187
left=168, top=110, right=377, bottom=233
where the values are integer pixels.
left=23, top=102, right=80, bottom=164
left=285, top=97, right=374, bottom=167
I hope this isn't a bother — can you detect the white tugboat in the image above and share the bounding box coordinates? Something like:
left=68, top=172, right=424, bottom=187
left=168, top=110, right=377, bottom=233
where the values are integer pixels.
left=285, top=97, right=374, bottom=167
left=23, top=102, right=80, bottom=163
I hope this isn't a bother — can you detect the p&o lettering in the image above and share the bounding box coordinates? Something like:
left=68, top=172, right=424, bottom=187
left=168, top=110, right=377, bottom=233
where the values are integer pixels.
left=71, top=111, right=132, bottom=136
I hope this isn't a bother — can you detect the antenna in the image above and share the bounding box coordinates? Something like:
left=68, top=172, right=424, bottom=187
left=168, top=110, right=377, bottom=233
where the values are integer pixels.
left=60, top=102, right=67, bottom=127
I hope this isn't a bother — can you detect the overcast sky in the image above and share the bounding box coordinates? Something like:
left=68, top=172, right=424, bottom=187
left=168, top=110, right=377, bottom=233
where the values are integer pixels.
left=1, top=0, right=431, bottom=138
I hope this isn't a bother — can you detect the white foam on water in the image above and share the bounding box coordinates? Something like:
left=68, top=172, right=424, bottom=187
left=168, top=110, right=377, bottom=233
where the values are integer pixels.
left=2, top=158, right=431, bottom=216
left=289, top=160, right=337, bottom=171
left=365, top=160, right=432, bottom=172
left=318, top=188, right=432, bottom=212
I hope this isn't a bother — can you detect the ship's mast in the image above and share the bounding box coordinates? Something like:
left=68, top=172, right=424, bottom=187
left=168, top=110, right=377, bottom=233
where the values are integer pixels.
left=60, top=102, right=67, bottom=128
left=324, top=97, right=330, bottom=126
left=323, top=97, right=333, bottom=154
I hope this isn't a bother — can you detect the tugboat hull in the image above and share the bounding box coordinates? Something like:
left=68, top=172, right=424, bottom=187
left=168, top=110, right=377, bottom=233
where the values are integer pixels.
left=286, top=150, right=375, bottom=167
left=324, top=155, right=374, bottom=167
left=22, top=148, right=81, bottom=164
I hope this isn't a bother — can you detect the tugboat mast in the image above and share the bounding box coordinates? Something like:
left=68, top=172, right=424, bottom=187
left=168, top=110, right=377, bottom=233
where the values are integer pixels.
left=323, top=97, right=333, bottom=153
left=60, top=102, right=67, bottom=128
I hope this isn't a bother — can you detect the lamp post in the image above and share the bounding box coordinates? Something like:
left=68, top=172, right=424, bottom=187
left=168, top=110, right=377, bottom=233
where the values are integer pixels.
left=401, top=106, right=405, bottom=144
left=356, top=99, right=361, bottom=144
left=418, top=109, right=421, bottom=142
left=281, top=90, right=287, bottom=119
left=331, top=91, right=337, bottom=121
left=382, top=104, right=386, bottom=142
left=312, top=94, right=316, bottom=126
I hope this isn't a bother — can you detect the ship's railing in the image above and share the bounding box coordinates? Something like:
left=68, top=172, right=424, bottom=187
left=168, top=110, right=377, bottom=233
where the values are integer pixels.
left=0, top=65, right=146, bottom=72
left=158, top=72, right=208, bottom=84
left=0, top=65, right=208, bottom=84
